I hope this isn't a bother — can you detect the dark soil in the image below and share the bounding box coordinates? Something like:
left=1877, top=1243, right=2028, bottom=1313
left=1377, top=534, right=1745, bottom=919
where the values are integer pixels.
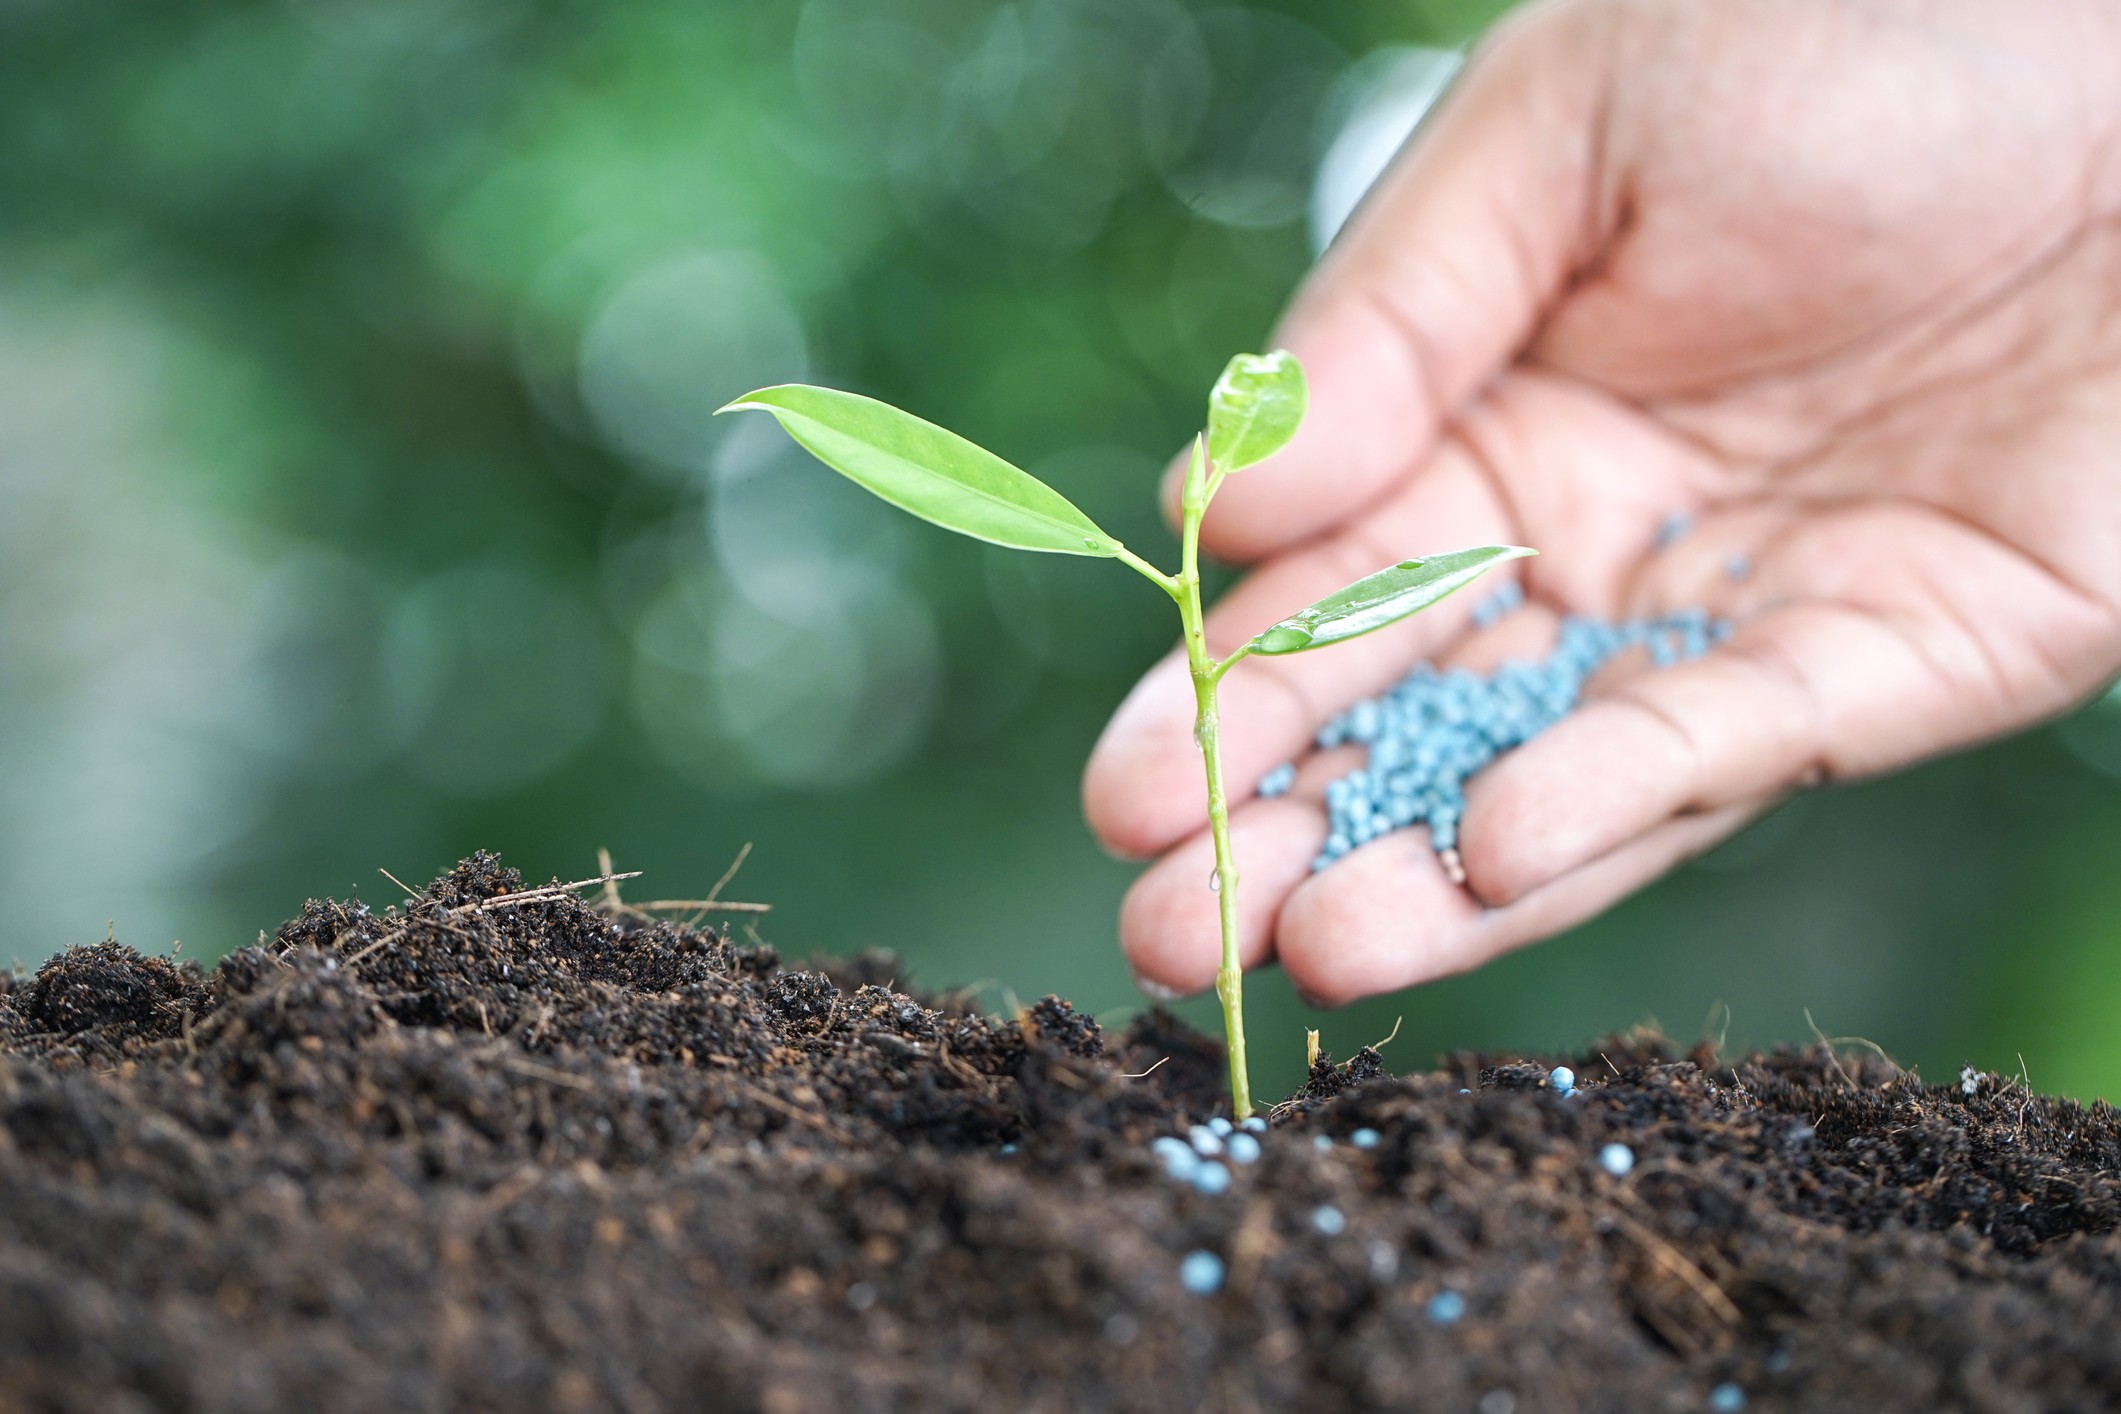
left=3, top=851, right=2118, bottom=1413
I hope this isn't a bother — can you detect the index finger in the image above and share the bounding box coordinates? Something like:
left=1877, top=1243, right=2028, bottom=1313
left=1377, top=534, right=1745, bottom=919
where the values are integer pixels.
left=1175, top=3, right=1612, bottom=563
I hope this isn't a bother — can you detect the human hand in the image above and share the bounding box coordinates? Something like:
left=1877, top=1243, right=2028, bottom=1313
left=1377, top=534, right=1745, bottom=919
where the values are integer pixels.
left=1086, top=0, right=2121, bottom=1005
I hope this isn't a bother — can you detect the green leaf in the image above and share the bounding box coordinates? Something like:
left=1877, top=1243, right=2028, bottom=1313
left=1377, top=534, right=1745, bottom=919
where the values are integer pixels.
left=717, top=384, right=1121, bottom=557
left=1207, top=350, right=1307, bottom=473
left=1246, top=546, right=1536, bottom=655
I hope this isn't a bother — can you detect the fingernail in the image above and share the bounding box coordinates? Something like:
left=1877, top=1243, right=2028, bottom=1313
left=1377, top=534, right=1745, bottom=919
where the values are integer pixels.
left=1132, top=972, right=1187, bottom=1003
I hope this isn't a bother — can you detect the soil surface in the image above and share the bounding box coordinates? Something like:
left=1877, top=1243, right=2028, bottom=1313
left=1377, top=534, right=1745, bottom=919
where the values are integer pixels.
left=2, top=852, right=2117, bottom=1413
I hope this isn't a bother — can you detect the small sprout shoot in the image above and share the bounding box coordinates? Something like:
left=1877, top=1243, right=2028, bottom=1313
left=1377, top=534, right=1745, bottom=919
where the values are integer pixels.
left=1305, top=1027, right=1320, bottom=1069
left=720, top=352, right=1532, bottom=1117
left=1207, top=349, right=1306, bottom=474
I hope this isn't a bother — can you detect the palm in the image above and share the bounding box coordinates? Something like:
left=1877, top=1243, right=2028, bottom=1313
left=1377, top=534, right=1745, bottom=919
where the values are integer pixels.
left=1086, top=0, right=2121, bottom=1006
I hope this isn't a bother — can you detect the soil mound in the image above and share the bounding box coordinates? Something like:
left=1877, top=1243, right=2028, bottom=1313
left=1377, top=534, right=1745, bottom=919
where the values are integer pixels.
left=1, top=851, right=2116, bottom=1412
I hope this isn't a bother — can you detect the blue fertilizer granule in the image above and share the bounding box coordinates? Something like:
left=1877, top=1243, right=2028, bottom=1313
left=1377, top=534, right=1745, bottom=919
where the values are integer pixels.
left=1350, top=1127, right=1381, bottom=1150
left=1708, top=1383, right=1746, bottom=1412
left=1311, top=1204, right=1347, bottom=1236
left=1152, top=1136, right=1199, bottom=1181
left=1225, top=1133, right=1262, bottom=1165
left=1599, top=1142, right=1635, bottom=1177
left=1179, top=1250, right=1225, bottom=1295
left=1281, top=594, right=1730, bottom=872
left=1190, top=1161, right=1232, bottom=1195
left=1427, top=1290, right=1467, bottom=1325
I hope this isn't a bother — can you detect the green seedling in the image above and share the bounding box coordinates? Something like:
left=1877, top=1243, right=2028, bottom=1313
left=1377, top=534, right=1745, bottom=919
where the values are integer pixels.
left=720, top=352, right=1531, bottom=1117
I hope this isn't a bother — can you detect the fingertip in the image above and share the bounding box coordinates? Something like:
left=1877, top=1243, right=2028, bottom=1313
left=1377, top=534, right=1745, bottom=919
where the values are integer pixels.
left=1082, top=654, right=1196, bottom=860
left=1130, top=971, right=1187, bottom=1003
left=1472, top=799, right=1767, bottom=960
left=1117, top=850, right=1220, bottom=997
left=1276, top=832, right=1483, bottom=1006
left=1454, top=762, right=1546, bottom=907
left=1457, top=702, right=1683, bottom=906
left=1085, top=648, right=1325, bottom=858
left=1117, top=802, right=1325, bottom=997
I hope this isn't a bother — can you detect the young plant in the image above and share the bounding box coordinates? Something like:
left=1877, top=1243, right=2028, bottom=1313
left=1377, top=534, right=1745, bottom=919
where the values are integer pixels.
left=719, top=353, right=1531, bottom=1117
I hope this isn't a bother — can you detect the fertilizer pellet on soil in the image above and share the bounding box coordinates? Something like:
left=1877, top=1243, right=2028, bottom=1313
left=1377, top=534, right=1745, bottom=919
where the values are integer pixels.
left=1152, top=1136, right=1198, bottom=1181
left=1179, top=1251, right=1226, bottom=1296
left=1190, top=1161, right=1231, bottom=1195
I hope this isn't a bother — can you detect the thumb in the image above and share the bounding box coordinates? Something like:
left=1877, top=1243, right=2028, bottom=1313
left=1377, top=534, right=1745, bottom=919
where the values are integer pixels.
left=1186, top=1, right=1621, bottom=562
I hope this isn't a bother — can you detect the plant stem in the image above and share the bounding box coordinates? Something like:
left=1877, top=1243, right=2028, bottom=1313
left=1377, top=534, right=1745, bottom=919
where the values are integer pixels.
left=1114, top=544, right=1181, bottom=599
left=1178, top=451, right=1251, bottom=1119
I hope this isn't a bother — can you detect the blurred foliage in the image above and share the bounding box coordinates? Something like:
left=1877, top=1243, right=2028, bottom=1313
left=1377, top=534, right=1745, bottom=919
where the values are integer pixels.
left=4, top=0, right=2120, bottom=1103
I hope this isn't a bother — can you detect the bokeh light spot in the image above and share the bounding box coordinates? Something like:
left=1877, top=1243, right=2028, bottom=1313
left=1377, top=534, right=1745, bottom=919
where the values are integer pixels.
left=578, top=250, right=808, bottom=480
left=386, top=563, right=614, bottom=796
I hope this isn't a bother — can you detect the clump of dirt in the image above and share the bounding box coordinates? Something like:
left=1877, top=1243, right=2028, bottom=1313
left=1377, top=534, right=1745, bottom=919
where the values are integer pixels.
left=1, top=850, right=2117, bottom=1413
left=8, top=939, right=208, bottom=1045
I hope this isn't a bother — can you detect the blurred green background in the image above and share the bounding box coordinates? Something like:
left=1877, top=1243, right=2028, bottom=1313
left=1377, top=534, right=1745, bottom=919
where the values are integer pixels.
left=5, top=0, right=2119, bottom=1103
